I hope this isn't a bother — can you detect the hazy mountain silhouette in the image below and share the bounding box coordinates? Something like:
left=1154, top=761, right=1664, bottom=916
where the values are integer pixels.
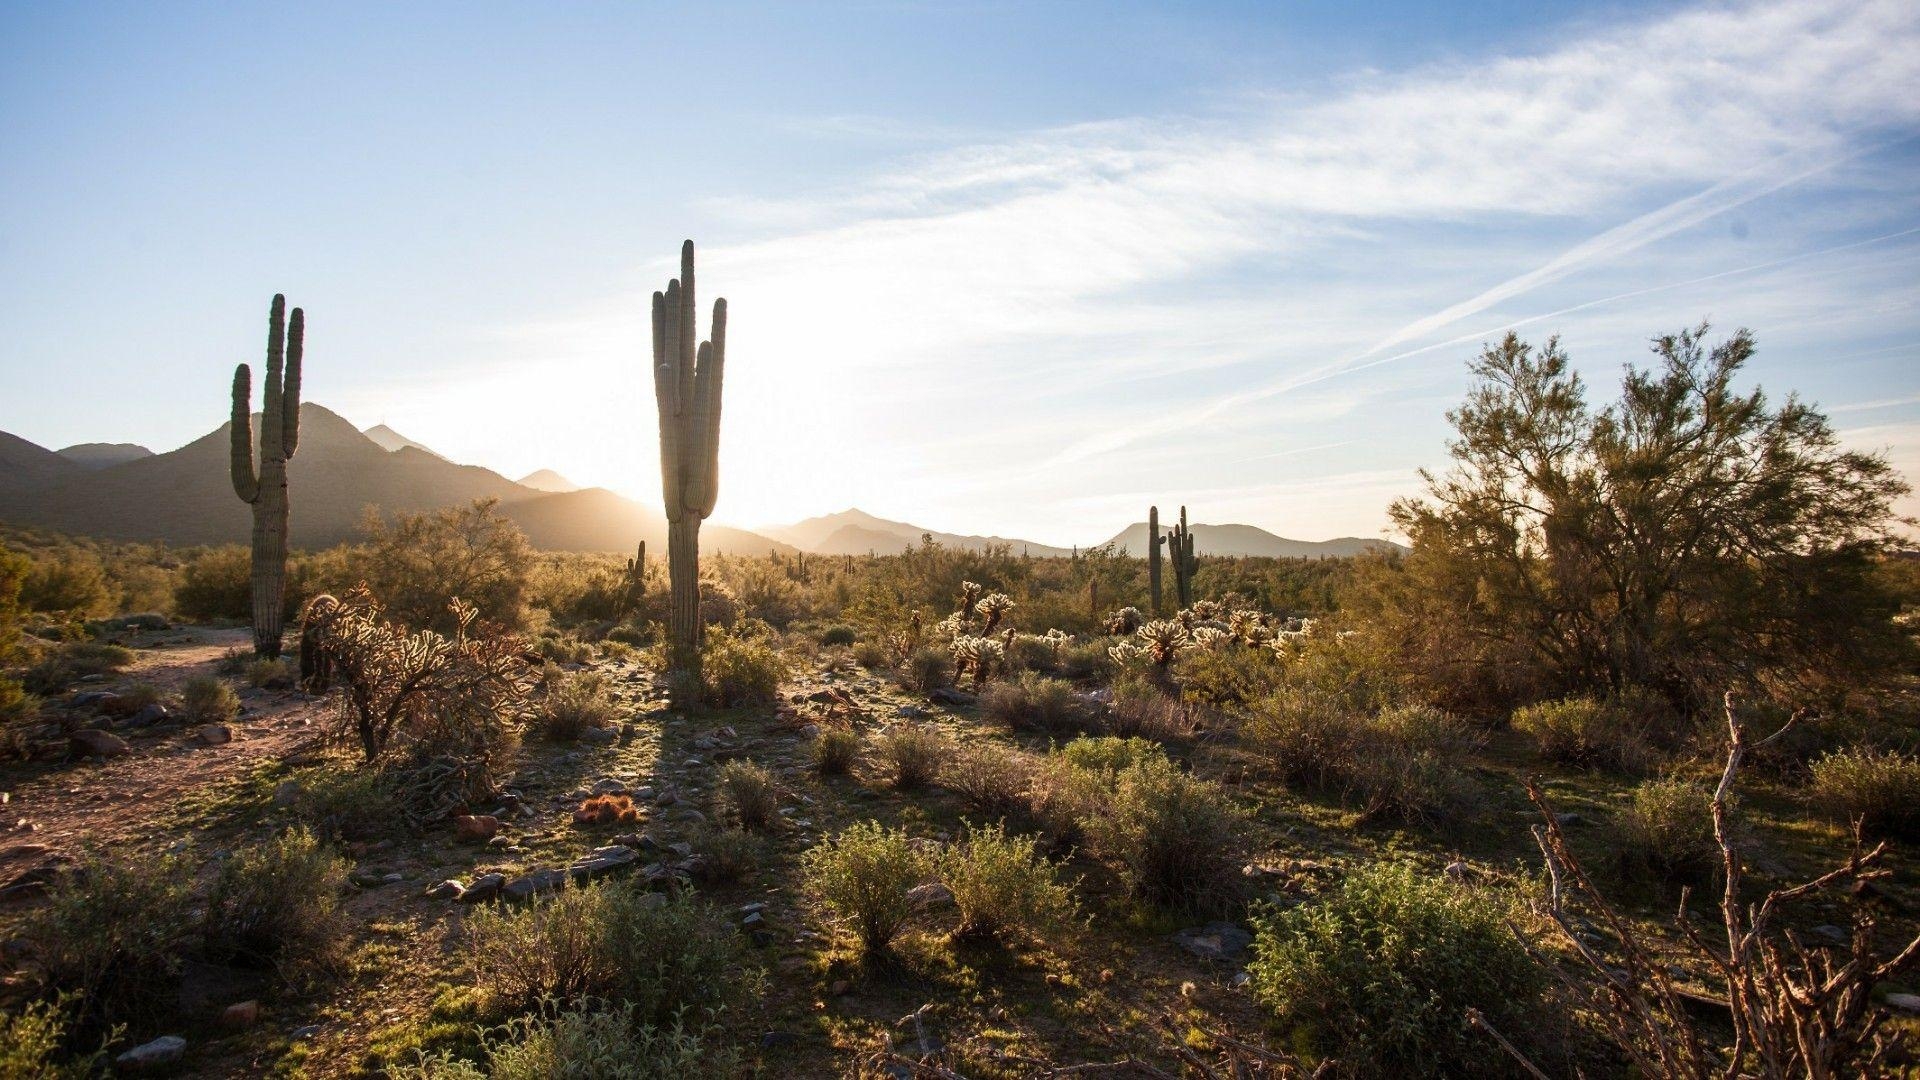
left=761, top=508, right=1077, bottom=557
left=0, top=404, right=789, bottom=555
left=56, top=442, right=153, bottom=469
left=0, top=431, right=85, bottom=493
left=1102, top=521, right=1400, bottom=559
left=363, top=424, right=446, bottom=460
left=517, top=469, right=579, bottom=493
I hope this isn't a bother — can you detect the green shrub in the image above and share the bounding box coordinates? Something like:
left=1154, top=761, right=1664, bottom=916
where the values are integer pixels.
left=0, top=996, right=111, bottom=1079
left=1241, top=687, right=1364, bottom=790
left=1807, top=746, right=1920, bottom=839
left=391, top=1001, right=732, bottom=1080
left=1351, top=704, right=1482, bottom=823
left=699, top=629, right=786, bottom=708
left=713, top=760, right=780, bottom=830
left=204, top=827, right=351, bottom=974
left=538, top=668, right=618, bottom=742
left=22, top=641, right=134, bottom=694
left=851, top=640, right=890, bottom=669
left=23, top=854, right=194, bottom=1033
left=800, top=821, right=934, bottom=955
left=897, top=645, right=950, bottom=693
left=875, top=723, right=948, bottom=789
left=173, top=546, right=255, bottom=621
left=1085, top=755, right=1247, bottom=915
left=1247, top=862, right=1546, bottom=1076
left=939, top=821, right=1077, bottom=943
left=247, top=656, right=295, bottom=688
left=287, top=765, right=401, bottom=841
left=1174, top=643, right=1287, bottom=707
left=980, top=672, right=1083, bottom=733
left=1098, top=676, right=1194, bottom=741
left=686, top=823, right=767, bottom=886
left=1512, top=696, right=1653, bottom=773
left=820, top=625, right=858, bottom=647
left=1053, top=640, right=1112, bottom=682
left=181, top=674, right=241, bottom=724
left=466, top=886, right=750, bottom=1026
left=943, top=741, right=1033, bottom=820
left=1059, top=735, right=1164, bottom=777
left=1617, top=778, right=1718, bottom=879
left=811, top=727, right=861, bottom=775
left=535, top=635, right=594, bottom=665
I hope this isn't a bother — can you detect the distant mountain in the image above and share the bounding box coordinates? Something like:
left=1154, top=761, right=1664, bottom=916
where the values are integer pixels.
left=363, top=424, right=446, bottom=460
left=56, top=442, right=153, bottom=469
left=0, top=404, right=788, bottom=556
left=761, top=508, right=1075, bottom=557
left=517, top=469, right=579, bottom=494
left=1102, top=521, right=1401, bottom=559
left=0, top=431, right=85, bottom=493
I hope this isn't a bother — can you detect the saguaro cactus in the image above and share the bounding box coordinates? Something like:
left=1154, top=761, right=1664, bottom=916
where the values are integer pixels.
left=1148, top=505, right=1164, bottom=615
left=1171, top=505, right=1198, bottom=608
left=650, top=240, right=727, bottom=699
left=230, top=294, right=303, bottom=658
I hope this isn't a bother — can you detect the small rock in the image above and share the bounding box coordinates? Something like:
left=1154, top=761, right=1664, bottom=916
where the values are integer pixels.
left=290, top=1025, right=322, bottom=1041
left=69, top=729, right=130, bottom=758
left=126, top=702, right=170, bottom=728
left=1172, top=922, right=1254, bottom=961
left=424, top=880, right=465, bottom=900
left=929, top=688, right=976, bottom=708
left=894, top=705, right=926, bottom=719
left=459, top=873, right=506, bottom=903
left=71, top=690, right=118, bottom=708
left=674, top=809, right=707, bottom=824
left=454, top=814, right=502, bottom=842
left=1812, top=924, right=1848, bottom=943
left=632, top=786, right=656, bottom=801
left=196, top=724, right=233, bottom=746
left=115, top=1035, right=186, bottom=1070
left=503, top=869, right=567, bottom=901
left=761, top=1030, right=800, bottom=1051
left=1887, top=992, right=1920, bottom=1013
left=906, top=882, right=955, bottom=912
left=580, top=727, right=618, bottom=746
left=222, top=1001, right=260, bottom=1029
left=1444, top=859, right=1470, bottom=884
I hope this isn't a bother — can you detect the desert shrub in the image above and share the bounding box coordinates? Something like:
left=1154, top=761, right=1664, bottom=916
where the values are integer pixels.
left=573, top=794, right=640, bottom=826
left=538, top=668, right=618, bottom=742
left=173, top=546, right=255, bottom=621
left=812, top=727, right=861, bottom=775
left=287, top=765, right=401, bottom=840
left=820, top=625, right=857, bottom=646
left=1053, top=639, right=1113, bottom=682
left=897, top=645, right=951, bottom=693
left=1247, top=861, right=1545, bottom=1076
left=1616, top=778, right=1718, bottom=880
left=801, top=821, right=934, bottom=955
left=1084, top=755, right=1247, bottom=915
left=203, top=827, right=351, bottom=974
left=0, top=996, right=110, bottom=1079
left=875, top=723, right=948, bottom=789
left=980, top=671, right=1083, bottom=733
left=699, top=628, right=785, bottom=708
left=534, top=635, right=594, bottom=665
left=20, top=549, right=112, bottom=617
left=392, top=1002, right=731, bottom=1080
left=1098, top=676, right=1195, bottom=741
left=1241, top=687, right=1368, bottom=789
left=1512, top=696, right=1653, bottom=773
left=938, top=821, right=1077, bottom=943
left=1807, top=746, right=1920, bottom=840
left=358, top=499, right=536, bottom=633
left=851, top=639, right=889, bottom=669
left=1003, top=632, right=1058, bottom=674
left=21, top=641, right=134, bottom=693
left=1174, top=643, right=1287, bottom=707
left=1350, top=704, right=1482, bottom=823
left=466, top=886, right=750, bottom=1025
left=247, top=656, right=294, bottom=688
left=686, top=823, right=766, bottom=886
left=22, top=854, right=194, bottom=1033
left=1059, top=734, right=1164, bottom=777
left=713, top=760, right=780, bottom=830
left=181, top=674, right=240, bottom=724
left=943, top=742, right=1033, bottom=820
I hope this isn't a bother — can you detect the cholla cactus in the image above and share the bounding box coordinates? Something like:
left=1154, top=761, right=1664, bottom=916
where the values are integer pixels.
left=1135, top=619, right=1192, bottom=667
left=957, top=581, right=984, bottom=620
left=1043, top=627, right=1070, bottom=662
left=888, top=609, right=924, bottom=663
left=1103, top=606, right=1144, bottom=636
left=1191, top=626, right=1231, bottom=651
left=1228, top=609, right=1274, bottom=646
left=951, top=635, right=1004, bottom=687
left=1189, top=598, right=1224, bottom=622
left=1108, top=641, right=1146, bottom=666
left=976, top=592, right=1014, bottom=634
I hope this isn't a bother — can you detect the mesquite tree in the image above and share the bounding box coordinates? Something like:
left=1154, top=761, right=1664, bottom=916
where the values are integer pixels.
left=650, top=241, right=727, bottom=699
left=230, top=294, right=303, bottom=658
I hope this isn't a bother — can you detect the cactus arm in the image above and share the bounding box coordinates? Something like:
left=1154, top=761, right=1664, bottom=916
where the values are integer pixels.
left=281, top=306, right=304, bottom=457
left=261, top=294, right=287, bottom=464
left=677, top=240, right=697, bottom=428
left=230, top=363, right=259, bottom=503
left=652, top=288, right=684, bottom=520
left=694, top=297, right=726, bottom=517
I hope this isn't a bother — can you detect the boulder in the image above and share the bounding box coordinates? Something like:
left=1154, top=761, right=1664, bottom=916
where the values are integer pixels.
left=1171, top=922, right=1253, bottom=961
left=69, top=729, right=130, bottom=758
left=195, top=724, right=233, bottom=746
left=502, top=869, right=567, bottom=902
left=566, top=845, right=639, bottom=883
left=458, top=873, right=506, bottom=904
left=115, top=1035, right=186, bottom=1071
left=906, top=882, right=955, bottom=912
left=454, top=815, right=502, bottom=842
left=423, top=880, right=465, bottom=900
left=126, top=703, right=170, bottom=728
left=221, top=1001, right=260, bottom=1029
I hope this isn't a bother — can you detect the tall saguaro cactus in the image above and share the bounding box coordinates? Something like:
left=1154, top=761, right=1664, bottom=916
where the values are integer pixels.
left=1171, top=505, right=1198, bottom=608
left=1148, top=505, right=1164, bottom=615
left=230, top=294, right=304, bottom=658
left=650, top=240, right=727, bottom=700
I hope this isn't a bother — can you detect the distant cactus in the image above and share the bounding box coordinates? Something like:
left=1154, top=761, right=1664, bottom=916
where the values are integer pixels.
left=1148, top=505, right=1164, bottom=614
left=230, top=294, right=304, bottom=658
left=650, top=241, right=728, bottom=701
left=613, top=540, right=647, bottom=620
left=1170, top=506, right=1198, bottom=608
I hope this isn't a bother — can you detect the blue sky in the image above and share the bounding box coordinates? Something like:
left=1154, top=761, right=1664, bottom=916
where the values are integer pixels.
left=2, top=0, right=1916, bottom=545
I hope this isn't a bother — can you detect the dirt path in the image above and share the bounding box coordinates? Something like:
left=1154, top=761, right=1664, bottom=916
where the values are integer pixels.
left=0, top=629, right=330, bottom=889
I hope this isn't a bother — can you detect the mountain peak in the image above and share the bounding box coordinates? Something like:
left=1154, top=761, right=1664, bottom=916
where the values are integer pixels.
left=55, top=442, right=153, bottom=469
left=517, top=468, right=579, bottom=493
left=363, top=423, right=447, bottom=460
